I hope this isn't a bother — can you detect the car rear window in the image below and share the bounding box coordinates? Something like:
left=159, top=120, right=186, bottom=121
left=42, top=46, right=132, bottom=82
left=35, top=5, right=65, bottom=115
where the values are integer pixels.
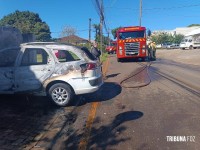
left=53, top=49, right=80, bottom=62
left=80, top=47, right=96, bottom=61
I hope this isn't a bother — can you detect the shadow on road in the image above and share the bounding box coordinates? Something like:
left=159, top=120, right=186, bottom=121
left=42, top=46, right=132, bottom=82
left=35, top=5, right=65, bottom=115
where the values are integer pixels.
left=0, top=94, right=63, bottom=149
left=77, top=82, right=122, bottom=105
left=62, top=111, right=143, bottom=150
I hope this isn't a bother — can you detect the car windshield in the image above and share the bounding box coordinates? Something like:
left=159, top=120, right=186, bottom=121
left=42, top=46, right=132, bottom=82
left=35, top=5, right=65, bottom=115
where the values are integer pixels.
left=119, top=31, right=145, bottom=39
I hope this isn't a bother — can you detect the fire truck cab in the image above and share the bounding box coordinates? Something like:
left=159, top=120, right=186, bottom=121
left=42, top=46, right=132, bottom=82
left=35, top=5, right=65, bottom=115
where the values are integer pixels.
left=116, top=26, right=147, bottom=62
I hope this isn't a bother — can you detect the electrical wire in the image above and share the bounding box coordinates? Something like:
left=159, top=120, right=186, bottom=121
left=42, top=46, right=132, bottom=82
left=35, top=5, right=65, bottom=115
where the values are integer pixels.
left=105, top=3, right=200, bottom=11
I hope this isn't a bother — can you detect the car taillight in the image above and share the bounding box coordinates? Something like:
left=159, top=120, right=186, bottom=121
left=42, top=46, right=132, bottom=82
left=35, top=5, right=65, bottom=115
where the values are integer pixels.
left=80, top=63, right=96, bottom=74
left=87, top=63, right=96, bottom=70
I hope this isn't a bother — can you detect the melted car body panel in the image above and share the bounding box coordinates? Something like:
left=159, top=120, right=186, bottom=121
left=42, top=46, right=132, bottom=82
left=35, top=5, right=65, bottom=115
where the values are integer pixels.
left=0, top=42, right=103, bottom=96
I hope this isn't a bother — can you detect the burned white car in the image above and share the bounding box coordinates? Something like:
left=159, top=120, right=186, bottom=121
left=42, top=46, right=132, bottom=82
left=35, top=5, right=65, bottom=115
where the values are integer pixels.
left=0, top=42, right=103, bottom=106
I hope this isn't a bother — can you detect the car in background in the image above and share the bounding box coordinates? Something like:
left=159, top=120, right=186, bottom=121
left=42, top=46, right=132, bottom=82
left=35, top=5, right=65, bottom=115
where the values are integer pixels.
left=166, top=43, right=180, bottom=49
left=161, top=43, right=180, bottom=49
left=161, top=43, right=172, bottom=49
left=0, top=42, right=103, bottom=106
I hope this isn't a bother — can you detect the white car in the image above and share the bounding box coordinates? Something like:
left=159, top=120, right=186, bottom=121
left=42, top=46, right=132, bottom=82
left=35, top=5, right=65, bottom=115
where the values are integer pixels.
left=166, top=43, right=180, bottom=49
left=0, top=42, right=103, bottom=106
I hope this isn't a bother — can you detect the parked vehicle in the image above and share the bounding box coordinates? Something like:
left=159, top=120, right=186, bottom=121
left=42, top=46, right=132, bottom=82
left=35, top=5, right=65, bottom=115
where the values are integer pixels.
left=161, top=43, right=171, bottom=49
left=180, top=28, right=200, bottom=50
left=180, top=35, right=200, bottom=50
left=105, top=41, right=117, bottom=54
left=0, top=42, right=103, bottom=106
left=116, top=26, right=147, bottom=62
left=166, top=43, right=180, bottom=49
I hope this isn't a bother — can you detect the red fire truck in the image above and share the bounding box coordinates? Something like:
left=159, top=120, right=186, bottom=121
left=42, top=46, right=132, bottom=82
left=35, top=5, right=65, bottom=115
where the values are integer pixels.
left=105, top=41, right=117, bottom=54
left=116, top=26, right=147, bottom=62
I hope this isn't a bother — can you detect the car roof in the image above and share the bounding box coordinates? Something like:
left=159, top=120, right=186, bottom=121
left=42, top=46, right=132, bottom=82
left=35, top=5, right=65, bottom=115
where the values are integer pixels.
left=20, top=42, right=94, bottom=61
left=21, top=42, right=82, bottom=52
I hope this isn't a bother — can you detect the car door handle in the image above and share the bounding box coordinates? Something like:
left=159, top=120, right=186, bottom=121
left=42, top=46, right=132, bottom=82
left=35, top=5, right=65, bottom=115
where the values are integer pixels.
left=41, top=68, right=51, bottom=71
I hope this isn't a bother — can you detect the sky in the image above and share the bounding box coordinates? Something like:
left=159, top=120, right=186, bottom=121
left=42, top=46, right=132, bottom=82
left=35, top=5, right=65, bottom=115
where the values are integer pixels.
left=0, top=0, right=200, bottom=40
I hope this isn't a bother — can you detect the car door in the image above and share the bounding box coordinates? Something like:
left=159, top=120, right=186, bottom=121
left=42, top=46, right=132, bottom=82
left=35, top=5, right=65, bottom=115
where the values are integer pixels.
left=0, top=48, right=19, bottom=93
left=15, top=47, right=55, bottom=92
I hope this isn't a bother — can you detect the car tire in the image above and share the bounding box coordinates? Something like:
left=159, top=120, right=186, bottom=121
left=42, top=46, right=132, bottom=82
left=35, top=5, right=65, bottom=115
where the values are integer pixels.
left=48, top=83, right=74, bottom=107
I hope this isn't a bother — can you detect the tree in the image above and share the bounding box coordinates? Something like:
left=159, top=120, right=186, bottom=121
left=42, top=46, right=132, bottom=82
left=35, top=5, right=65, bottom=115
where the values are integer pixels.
left=188, top=24, right=200, bottom=27
left=59, top=25, right=77, bottom=37
left=173, top=34, right=184, bottom=44
left=151, top=32, right=184, bottom=44
left=0, top=10, right=51, bottom=41
left=111, top=27, right=121, bottom=39
left=93, top=24, right=100, bottom=40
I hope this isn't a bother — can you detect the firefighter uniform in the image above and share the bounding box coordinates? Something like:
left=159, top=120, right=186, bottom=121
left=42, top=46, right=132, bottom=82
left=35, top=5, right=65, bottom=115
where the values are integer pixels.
left=147, top=42, right=153, bottom=60
left=150, top=42, right=156, bottom=60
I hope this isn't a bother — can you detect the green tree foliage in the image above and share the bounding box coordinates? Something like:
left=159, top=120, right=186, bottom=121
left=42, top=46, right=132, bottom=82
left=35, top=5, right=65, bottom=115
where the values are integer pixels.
left=173, top=34, right=184, bottom=44
left=92, top=23, right=110, bottom=52
left=188, top=24, right=200, bottom=27
left=111, top=27, right=121, bottom=39
left=0, top=10, right=51, bottom=41
left=93, top=24, right=100, bottom=40
left=151, top=32, right=184, bottom=44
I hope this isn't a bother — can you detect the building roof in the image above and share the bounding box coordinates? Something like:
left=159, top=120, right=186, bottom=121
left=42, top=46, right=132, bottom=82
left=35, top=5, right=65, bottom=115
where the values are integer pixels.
left=153, top=26, right=200, bottom=36
left=174, top=26, right=200, bottom=35
left=59, top=35, right=89, bottom=44
left=185, top=27, right=200, bottom=36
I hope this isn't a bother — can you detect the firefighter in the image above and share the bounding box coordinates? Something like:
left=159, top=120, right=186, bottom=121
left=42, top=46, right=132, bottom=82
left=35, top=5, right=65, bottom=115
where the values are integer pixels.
left=147, top=42, right=153, bottom=61
left=91, top=41, right=101, bottom=61
left=151, top=42, right=157, bottom=60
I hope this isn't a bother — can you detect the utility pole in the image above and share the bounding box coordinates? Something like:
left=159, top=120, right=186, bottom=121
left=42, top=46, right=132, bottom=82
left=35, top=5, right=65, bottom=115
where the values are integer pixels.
left=100, top=0, right=103, bottom=55
left=89, top=18, right=91, bottom=43
left=108, top=28, right=110, bottom=46
left=139, top=0, right=142, bottom=26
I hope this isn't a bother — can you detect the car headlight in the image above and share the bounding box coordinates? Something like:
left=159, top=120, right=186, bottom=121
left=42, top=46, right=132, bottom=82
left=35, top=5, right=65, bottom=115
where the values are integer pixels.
left=119, top=46, right=123, bottom=55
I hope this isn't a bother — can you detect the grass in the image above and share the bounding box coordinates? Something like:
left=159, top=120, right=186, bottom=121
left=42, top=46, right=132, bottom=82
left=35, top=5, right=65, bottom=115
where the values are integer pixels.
left=100, top=52, right=108, bottom=63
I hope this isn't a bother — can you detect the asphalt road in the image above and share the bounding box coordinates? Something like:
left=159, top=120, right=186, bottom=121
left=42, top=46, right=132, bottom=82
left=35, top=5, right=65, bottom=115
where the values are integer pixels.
left=78, top=55, right=200, bottom=150
left=0, top=51, right=200, bottom=150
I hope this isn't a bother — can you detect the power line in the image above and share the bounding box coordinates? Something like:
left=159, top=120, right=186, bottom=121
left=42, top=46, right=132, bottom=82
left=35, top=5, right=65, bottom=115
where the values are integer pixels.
left=144, top=3, right=200, bottom=10
left=105, top=3, right=200, bottom=11
left=92, top=0, right=109, bottom=34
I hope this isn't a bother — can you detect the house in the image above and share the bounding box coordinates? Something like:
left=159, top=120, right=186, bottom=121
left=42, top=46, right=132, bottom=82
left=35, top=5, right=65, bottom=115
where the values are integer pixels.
left=59, top=35, right=89, bottom=45
left=152, top=26, right=200, bottom=36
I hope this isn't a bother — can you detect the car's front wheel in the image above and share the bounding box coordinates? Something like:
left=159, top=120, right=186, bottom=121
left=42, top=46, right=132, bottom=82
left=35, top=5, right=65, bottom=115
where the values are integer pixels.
left=189, top=45, right=193, bottom=50
left=48, top=83, right=74, bottom=107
